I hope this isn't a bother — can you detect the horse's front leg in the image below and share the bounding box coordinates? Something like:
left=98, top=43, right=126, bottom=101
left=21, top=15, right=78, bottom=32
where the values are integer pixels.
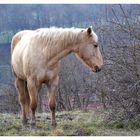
left=47, top=76, right=59, bottom=127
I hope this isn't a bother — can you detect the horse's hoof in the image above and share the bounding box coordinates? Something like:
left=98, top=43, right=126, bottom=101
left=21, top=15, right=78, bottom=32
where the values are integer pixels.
left=30, top=120, right=36, bottom=126
left=52, top=122, right=57, bottom=128
left=22, top=119, right=28, bottom=125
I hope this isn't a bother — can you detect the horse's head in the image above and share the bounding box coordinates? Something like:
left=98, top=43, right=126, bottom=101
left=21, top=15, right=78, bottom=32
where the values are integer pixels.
left=75, top=26, right=103, bottom=73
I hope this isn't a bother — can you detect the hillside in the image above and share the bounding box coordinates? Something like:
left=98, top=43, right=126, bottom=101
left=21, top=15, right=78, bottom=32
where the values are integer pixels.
left=0, top=110, right=140, bottom=136
left=0, top=4, right=140, bottom=136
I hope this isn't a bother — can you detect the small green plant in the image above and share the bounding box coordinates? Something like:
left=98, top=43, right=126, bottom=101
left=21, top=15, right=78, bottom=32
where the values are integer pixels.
left=113, top=121, right=124, bottom=129
left=108, top=119, right=140, bottom=130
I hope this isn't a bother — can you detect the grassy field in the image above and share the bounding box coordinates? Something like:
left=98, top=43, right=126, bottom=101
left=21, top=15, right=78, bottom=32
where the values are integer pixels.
left=0, top=110, right=140, bottom=136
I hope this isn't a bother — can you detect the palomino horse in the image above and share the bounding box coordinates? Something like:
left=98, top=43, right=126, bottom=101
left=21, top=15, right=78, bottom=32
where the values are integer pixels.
left=11, top=27, right=103, bottom=127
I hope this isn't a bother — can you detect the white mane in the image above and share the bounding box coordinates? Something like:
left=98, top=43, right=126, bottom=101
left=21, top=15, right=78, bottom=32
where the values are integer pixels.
left=35, top=27, right=82, bottom=45
left=29, top=27, right=84, bottom=60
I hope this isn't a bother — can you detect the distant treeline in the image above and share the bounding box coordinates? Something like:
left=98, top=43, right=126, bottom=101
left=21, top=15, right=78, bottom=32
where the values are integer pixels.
left=0, top=4, right=139, bottom=44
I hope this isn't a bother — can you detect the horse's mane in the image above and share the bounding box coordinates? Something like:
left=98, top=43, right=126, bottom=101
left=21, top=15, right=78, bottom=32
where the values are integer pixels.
left=34, top=27, right=82, bottom=46
left=29, top=27, right=83, bottom=60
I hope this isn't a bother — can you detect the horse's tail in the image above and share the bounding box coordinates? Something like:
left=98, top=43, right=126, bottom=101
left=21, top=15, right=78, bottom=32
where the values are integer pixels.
left=11, top=31, right=22, bottom=54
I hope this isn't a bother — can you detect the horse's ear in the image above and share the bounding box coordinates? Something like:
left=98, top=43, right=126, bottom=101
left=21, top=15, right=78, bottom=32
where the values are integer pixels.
left=87, top=26, right=92, bottom=35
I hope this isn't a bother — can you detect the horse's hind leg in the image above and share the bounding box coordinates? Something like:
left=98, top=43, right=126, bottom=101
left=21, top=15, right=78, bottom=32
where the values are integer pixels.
left=15, top=78, right=29, bottom=125
left=27, top=78, right=38, bottom=125
left=24, top=81, right=30, bottom=119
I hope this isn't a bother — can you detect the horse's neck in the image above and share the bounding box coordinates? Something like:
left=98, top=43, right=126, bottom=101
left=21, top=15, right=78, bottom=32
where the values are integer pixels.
left=47, top=45, right=73, bottom=67
left=45, top=31, right=81, bottom=67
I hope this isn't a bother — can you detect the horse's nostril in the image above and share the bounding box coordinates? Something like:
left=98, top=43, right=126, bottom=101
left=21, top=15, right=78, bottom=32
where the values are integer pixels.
left=95, top=66, right=101, bottom=72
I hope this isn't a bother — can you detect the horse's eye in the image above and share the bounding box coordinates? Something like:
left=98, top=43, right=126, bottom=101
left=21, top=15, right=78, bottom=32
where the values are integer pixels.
left=94, top=44, right=98, bottom=48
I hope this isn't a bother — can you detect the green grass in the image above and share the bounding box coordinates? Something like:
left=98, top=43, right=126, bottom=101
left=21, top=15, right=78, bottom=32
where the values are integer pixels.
left=109, top=119, right=140, bottom=130
left=0, top=110, right=140, bottom=136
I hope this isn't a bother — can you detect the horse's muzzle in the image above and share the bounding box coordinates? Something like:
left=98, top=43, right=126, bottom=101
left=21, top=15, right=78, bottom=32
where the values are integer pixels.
left=95, top=66, right=101, bottom=73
